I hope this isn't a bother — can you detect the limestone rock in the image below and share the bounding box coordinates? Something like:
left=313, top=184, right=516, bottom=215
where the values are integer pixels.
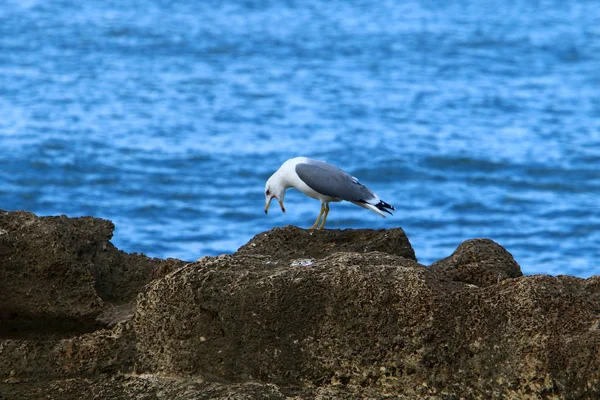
left=1, top=211, right=599, bottom=399
left=429, top=238, right=523, bottom=286
left=134, top=250, right=600, bottom=398
left=0, top=322, right=135, bottom=379
left=0, top=210, right=183, bottom=338
left=237, top=225, right=416, bottom=262
left=424, top=274, right=600, bottom=399
left=0, top=375, right=291, bottom=400
left=134, top=252, right=439, bottom=386
left=0, top=211, right=107, bottom=335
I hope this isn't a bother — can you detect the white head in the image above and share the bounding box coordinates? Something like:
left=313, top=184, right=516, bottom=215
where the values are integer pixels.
left=264, top=172, right=287, bottom=214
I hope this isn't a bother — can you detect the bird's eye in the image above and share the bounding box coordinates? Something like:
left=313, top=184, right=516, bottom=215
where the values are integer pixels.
left=266, top=190, right=271, bottom=196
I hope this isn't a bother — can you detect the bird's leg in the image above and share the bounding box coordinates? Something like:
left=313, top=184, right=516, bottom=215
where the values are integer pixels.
left=318, top=203, right=330, bottom=230
left=310, top=203, right=325, bottom=230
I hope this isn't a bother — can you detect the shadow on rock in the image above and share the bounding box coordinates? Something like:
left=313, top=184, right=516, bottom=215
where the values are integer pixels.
left=0, top=210, right=184, bottom=339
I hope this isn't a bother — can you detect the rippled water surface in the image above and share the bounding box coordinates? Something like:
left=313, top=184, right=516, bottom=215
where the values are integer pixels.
left=1, top=0, right=599, bottom=276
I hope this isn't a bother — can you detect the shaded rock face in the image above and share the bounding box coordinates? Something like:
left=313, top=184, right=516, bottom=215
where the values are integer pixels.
left=429, top=238, right=523, bottom=287
left=1, top=212, right=599, bottom=400
left=0, top=210, right=182, bottom=338
left=0, top=321, right=135, bottom=380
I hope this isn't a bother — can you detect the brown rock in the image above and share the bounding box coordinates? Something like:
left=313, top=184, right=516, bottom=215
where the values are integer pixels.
left=0, top=210, right=183, bottom=338
left=0, top=322, right=135, bottom=379
left=429, top=238, right=523, bottom=287
left=1, top=212, right=599, bottom=399
left=236, top=225, right=417, bottom=262
left=134, top=252, right=437, bottom=386
left=0, top=211, right=107, bottom=336
left=134, top=239, right=599, bottom=398
left=0, top=374, right=290, bottom=400
left=424, top=274, right=600, bottom=399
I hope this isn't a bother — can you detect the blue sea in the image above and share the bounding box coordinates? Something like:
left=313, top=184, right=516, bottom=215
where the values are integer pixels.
left=1, top=0, right=598, bottom=277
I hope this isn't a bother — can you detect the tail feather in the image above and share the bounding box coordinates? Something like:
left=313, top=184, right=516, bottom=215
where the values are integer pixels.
left=352, top=199, right=395, bottom=217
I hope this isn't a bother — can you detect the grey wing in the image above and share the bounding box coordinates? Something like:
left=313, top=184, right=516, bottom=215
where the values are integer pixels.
left=295, top=161, right=376, bottom=202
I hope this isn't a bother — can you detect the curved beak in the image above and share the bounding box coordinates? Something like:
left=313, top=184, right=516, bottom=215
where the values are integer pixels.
left=265, top=197, right=285, bottom=214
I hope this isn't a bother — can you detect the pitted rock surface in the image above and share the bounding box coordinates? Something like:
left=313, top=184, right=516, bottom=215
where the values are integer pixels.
left=1, top=211, right=598, bottom=399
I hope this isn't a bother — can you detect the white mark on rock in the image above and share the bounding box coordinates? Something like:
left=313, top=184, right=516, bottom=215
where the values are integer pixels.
left=290, top=259, right=314, bottom=267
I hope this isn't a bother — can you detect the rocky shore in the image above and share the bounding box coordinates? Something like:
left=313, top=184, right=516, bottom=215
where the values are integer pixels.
left=0, top=210, right=598, bottom=399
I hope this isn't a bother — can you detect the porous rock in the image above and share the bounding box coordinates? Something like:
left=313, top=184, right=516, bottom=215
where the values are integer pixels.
left=424, top=274, right=600, bottom=399
left=1, top=211, right=599, bottom=399
left=429, top=238, right=523, bottom=287
left=134, top=252, right=441, bottom=386
left=0, top=210, right=183, bottom=337
left=237, top=225, right=417, bottom=262
left=0, top=321, right=135, bottom=379
left=134, top=250, right=600, bottom=398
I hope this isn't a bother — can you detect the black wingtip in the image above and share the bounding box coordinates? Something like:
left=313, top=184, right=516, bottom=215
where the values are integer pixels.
left=375, top=200, right=395, bottom=215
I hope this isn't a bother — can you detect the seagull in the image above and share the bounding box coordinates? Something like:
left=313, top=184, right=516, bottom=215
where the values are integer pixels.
left=264, top=157, right=394, bottom=230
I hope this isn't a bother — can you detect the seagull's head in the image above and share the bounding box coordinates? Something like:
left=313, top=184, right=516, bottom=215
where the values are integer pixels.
left=264, top=174, right=286, bottom=215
